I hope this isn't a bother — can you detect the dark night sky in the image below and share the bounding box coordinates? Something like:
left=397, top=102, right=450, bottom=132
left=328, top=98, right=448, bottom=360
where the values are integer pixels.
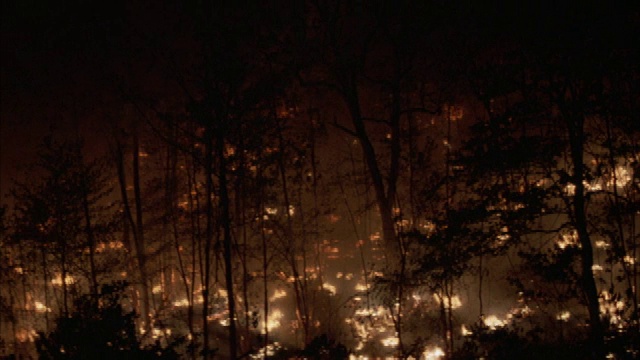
left=2, top=1, right=638, bottom=202
left=1, top=0, right=163, bottom=199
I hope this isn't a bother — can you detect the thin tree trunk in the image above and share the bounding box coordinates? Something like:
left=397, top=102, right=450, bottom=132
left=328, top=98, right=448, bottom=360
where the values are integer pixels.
left=478, top=253, right=484, bottom=317
left=59, top=233, right=69, bottom=316
left=185, top=154, right=198, bottom=358
left=446, top=281, right=455, bottom=357
left=202, top=127, right=213, bottom=359
left=261, top=213, right=270, bottom=356
left=166, top=134, right=196, bottom=357
left=82, top=192, right=99, bottom=295
left=258, top=165, right=270, bottom=355
left=41, top=247, right=50, bottom=331
left=276, top=119, right=310, bottom=344
left=605, top=117, right=640, bottom=326
left=438, top=292, right=448, bottom=358
left=131, top=121, right=151, bottom=331
left=217, top=128, right=238, bottom=359
left=235, top=127, right=252, bottom=352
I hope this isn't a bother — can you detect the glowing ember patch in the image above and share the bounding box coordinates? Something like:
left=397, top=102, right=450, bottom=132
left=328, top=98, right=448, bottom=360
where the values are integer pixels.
left=423, top=346, right=445, bottom=360
left=354, top=306, right=387, bottom=317
left=595, top=240, right=610, bottom=249
left=508, top=304, right=533, bottom=318
left=152, top=284, right=162, bottom=294
left=15, top=328, right=37, bottom=342
left=421, top=220, right=436, bottom=233
left=345, top=273, right=354, bottom=280
left=250, top=342, right=283, bottom=359
left=607, top=166, right=632, bottom=188
left=483, top=315, right=505, bottom=329
left=623, top=255, right=635, bottom=265
left=322, top=282, right=337, bottom=295
left=557, top=230, right=579, bottom=249
left=592, top=264, right=603, bottom=272
left=585, top=182, right=602, bottom=192
left=433, top=294, right=462, bottom=309
left=225, top=145, right=235, bottom=157
left=34, top=301, right=51, bottom=313
left=51, top=274, right=75, bottom=286
left=600, top=291, right=626, bottom=325
left=380, top=336, right=399, bottom=347
left=269, top=288, right=287, bottom=302
left=556, top=311, right=571, bottom=321
left=494, top=226, right=511, bottom=246
left=263, top=309, right=283, bottom=333
left=151, top=327, right=171, bottom=339
left=461, top=324, right=473, bottom=336
left=96, top=241, right=125, bottom=252
left=564, top=183, right=575, bottom=195
left=355, top=282, right=370, bottom=292
left=173, top=298, right=190, bottom=307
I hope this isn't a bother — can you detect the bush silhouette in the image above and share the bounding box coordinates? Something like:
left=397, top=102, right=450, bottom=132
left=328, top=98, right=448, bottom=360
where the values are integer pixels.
left=36, top=281, right=179, bottom=360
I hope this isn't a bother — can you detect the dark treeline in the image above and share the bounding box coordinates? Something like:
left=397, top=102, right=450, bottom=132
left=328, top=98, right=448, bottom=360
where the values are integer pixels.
left=1, top=1, right=638, bottom=359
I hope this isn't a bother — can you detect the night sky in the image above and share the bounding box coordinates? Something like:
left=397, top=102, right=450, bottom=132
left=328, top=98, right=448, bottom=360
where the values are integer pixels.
left=3, top=2, right=637, bottom=192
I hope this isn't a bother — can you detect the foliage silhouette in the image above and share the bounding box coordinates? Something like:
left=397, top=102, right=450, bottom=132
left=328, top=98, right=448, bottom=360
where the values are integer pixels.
left=299, top=334, right=349, bottom=360
left=35, top=281, right=182, bottom=360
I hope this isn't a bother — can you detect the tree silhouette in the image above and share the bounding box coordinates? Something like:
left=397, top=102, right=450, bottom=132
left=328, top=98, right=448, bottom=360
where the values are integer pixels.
left=35, top=281, right=182, bottom=360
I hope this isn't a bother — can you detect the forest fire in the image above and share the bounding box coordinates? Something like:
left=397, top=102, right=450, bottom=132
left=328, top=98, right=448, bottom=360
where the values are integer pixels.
left=1, top=1, right=638, bottom=359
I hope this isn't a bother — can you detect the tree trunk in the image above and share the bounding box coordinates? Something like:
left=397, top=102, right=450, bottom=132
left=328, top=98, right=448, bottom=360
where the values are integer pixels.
left=202, top=127, right=213, bottom=359
left=567, top=114, right=604, bottom=359
left=217, top=128, right=238, bottom=359
left=114, top=132, right=150, bottom=333
left=276, top=119, right=310, bottom=344
left=344, top=85, right=399, bottom=257
left=82, top=192, right=99, bottom=296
